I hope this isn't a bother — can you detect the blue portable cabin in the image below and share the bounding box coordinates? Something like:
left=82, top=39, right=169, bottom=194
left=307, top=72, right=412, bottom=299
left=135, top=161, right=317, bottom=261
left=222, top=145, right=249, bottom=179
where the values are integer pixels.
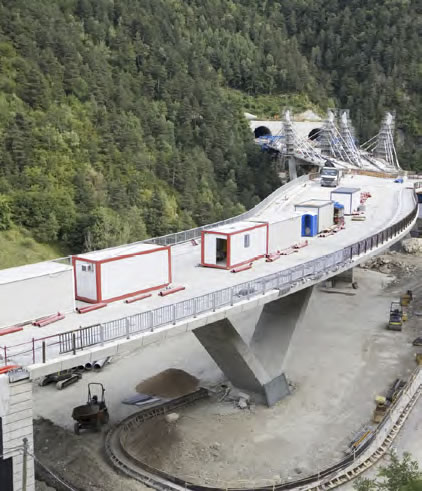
left=295, top=200, right=334, bottom=236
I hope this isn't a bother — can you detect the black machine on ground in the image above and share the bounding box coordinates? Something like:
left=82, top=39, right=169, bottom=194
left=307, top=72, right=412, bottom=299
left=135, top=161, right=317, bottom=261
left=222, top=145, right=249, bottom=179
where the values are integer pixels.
left=388, top=302, right=403, bottom=331
left=39, top=369, right=82, bottom=389
left=72, top=383, right=109, bottom=434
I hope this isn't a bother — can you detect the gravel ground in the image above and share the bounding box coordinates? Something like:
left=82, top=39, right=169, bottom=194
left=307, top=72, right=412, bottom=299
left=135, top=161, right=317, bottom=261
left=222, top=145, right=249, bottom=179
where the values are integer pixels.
left=33, top=252, right=422, bottom=489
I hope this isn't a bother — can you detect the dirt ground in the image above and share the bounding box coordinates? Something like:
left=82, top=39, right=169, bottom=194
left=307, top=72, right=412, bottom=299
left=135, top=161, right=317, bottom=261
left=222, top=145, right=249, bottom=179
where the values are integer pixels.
left=33, top=249, right=422, bottom=490
left=136, top=368, right=199, bottom=398
left=34, top=418, right=148, bottom=491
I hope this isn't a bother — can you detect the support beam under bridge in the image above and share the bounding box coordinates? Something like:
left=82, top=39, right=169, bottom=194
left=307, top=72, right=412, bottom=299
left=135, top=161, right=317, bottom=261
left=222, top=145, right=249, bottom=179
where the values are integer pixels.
left=193, top=287, right=313, bottom=406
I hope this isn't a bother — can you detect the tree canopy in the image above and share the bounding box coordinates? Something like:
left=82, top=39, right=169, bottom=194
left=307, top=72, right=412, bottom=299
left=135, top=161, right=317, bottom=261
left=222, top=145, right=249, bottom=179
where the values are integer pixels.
left=0, top=0, right=420, bottom=252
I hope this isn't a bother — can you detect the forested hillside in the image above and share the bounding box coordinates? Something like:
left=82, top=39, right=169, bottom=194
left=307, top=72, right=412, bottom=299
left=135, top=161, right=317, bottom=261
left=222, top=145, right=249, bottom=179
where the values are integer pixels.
left=0, top=0, right=420, bottom=255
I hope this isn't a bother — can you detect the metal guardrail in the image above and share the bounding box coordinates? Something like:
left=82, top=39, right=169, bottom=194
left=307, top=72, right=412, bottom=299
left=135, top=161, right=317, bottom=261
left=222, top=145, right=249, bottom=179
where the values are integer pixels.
left=51, top=197, right=418, bottom=359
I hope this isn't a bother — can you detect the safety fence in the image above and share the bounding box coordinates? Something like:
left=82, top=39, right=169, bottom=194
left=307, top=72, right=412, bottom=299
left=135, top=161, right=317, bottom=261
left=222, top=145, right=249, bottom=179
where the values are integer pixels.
left=2, top=191, right=418, bottom=367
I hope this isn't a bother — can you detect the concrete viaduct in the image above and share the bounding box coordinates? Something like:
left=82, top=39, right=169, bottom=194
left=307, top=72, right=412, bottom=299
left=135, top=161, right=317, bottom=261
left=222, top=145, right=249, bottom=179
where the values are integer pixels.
left=0, top=171, right=419, bottom=488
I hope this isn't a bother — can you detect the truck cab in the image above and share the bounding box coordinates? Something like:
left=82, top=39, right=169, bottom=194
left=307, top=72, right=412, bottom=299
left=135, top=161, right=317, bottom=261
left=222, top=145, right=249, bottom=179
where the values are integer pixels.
left=320, top=166, right=341, bottom=187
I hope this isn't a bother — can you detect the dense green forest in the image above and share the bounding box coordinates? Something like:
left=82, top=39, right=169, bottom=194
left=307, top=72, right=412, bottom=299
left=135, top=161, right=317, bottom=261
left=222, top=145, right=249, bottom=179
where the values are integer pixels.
left=0, top=0, right=420, bottom=256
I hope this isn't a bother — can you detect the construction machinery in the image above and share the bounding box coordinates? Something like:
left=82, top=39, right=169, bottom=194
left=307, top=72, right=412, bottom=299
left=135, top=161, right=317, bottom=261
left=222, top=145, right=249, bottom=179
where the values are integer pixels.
left=373, top=395, right=388, bottom=423
left=388, top=302, right=403, bottom=331
left=39, top=369, right=82, bottom=389
left=72, top=383, right=109, bottom=434
left=400, top=290, right=413, bottom=306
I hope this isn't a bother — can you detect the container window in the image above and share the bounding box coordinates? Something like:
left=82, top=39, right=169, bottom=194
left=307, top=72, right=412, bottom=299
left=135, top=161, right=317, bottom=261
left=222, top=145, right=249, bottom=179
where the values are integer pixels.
left=82, top=265, right=86, bottom=272
left=244, top=234, right=250, bottom=248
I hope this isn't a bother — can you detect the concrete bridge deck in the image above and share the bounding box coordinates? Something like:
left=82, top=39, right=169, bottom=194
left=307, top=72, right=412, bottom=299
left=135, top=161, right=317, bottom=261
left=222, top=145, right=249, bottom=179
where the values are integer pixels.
left=1, top=174, right=417, bottom=374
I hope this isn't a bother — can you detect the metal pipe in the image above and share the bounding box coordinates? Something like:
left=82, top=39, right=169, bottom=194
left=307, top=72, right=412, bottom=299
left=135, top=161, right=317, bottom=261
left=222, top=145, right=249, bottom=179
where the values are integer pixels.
left=84, top=361, right=95, bottom=370
left=94, top=357, right=110, bottom=370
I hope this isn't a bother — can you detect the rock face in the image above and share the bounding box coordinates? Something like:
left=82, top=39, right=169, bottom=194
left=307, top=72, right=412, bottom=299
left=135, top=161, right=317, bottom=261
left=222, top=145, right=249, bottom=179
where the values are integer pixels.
left=402, top=238, right=422, bottom=254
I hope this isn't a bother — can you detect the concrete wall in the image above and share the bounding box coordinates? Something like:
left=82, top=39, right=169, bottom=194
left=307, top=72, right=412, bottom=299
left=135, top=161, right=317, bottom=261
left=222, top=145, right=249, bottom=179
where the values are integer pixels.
left=101, top=248, right=170, bottom=301
left=266, top=216, right=302, bottom=252
left=0, top=375, right=34, bottom=491
left=0, top=270, right=75, bottom=328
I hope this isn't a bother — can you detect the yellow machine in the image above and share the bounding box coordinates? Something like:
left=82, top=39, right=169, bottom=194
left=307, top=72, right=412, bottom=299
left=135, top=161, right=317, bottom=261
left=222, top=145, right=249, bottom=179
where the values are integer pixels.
left=388, top=302, right=403, bottom=331
left=400, top=290, right=413, bottom=306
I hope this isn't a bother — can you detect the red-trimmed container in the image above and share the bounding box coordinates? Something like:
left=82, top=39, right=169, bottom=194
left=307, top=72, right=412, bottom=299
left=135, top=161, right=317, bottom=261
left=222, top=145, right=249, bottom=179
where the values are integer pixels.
left=201, top=221, right=268, bottom=270
left=73, top=243, right=172, bottom=303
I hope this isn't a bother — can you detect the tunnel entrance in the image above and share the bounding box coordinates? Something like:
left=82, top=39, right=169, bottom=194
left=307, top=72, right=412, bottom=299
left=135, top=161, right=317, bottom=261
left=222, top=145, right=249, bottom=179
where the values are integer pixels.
left=254, top=126, right=272, bottom=138
left=308, top=128, right=322, bottom=141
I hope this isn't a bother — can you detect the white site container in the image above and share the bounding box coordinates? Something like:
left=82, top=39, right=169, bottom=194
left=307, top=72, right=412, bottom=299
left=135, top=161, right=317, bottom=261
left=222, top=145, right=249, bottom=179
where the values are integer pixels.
left=295, top=200, right=334, bottom=232
left=73, top=243, right=171, bottom=303
left=251, top=214, right=302, bottom=253
left=330, top=187, right=361, bottom=215
left=0, top=261, right=75, bottom=328
left=201, top=221, right=268, bottom=269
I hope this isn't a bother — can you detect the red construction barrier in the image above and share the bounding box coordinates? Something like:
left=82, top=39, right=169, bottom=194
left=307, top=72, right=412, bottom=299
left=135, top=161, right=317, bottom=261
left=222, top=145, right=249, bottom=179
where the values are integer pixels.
left=280, top=247, right=298, bottom=255
left=77, top=303, right=107, bottom=314
left=0, top=365, right=20, bottom=374
left=293, top=240, right=308, bottom=249
left=125, top=293, right=152, bottom=304
left=231, top=263, right=253, bottom=273
left=33, top=313, right=65, bottom=327
left=266, top=253, right=281, bottom=262
left=0, top=326, right=24, bottom=336
left=158, top=286, right=186, bottom=296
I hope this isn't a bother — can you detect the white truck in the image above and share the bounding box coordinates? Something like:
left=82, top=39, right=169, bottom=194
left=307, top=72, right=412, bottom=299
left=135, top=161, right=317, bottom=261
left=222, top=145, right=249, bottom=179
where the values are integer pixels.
left=320, top=166, right=341, bottom=187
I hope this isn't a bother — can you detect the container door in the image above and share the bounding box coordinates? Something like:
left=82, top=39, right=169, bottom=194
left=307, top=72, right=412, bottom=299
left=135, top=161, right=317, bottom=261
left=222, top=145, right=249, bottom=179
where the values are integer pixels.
left=216, top=238, right=227, bottom=266
left=302, top=214, right=317, bottom=237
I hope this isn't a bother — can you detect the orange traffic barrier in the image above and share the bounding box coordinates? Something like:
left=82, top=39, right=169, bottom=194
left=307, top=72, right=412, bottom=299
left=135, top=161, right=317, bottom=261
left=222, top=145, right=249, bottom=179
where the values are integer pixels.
left=125, top=293, right=152, bottom=304
left=0, top=365, right=20, bottom=374
left=0, top=326, right=23, bottom=336
left=33, top=313, right=65, bottom=327
left=77, top=303, right=107, bottom=314
left=231, top=263, right=253, bottom=273
left=158, top=286, right=186, bottom=296
left=293, top=240, right=308, bottom=249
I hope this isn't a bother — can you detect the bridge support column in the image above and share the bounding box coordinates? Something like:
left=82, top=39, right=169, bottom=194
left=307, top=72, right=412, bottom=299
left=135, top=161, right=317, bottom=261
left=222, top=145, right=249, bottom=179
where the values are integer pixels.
left=288, top=156, right=297, bottom=180
left=325, top=268, right=356, bottom=288
left=250, top=287, right=314, bottom=379
left=193, top=286, right=313, bottom=406
left=193, top=319, right=289, bottom=406
left=0, top=374, right=35, bottom=491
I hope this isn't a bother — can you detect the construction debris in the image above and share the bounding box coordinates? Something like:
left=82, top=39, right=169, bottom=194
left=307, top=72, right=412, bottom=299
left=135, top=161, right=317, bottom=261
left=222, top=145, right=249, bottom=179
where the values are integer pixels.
left=165, top=412, right=180, bottom=423
left=402, top=238, right=422, bottom=254
left=136, top=369, right=199, bottom=399
left=361, top=255, right=416, bottom=274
